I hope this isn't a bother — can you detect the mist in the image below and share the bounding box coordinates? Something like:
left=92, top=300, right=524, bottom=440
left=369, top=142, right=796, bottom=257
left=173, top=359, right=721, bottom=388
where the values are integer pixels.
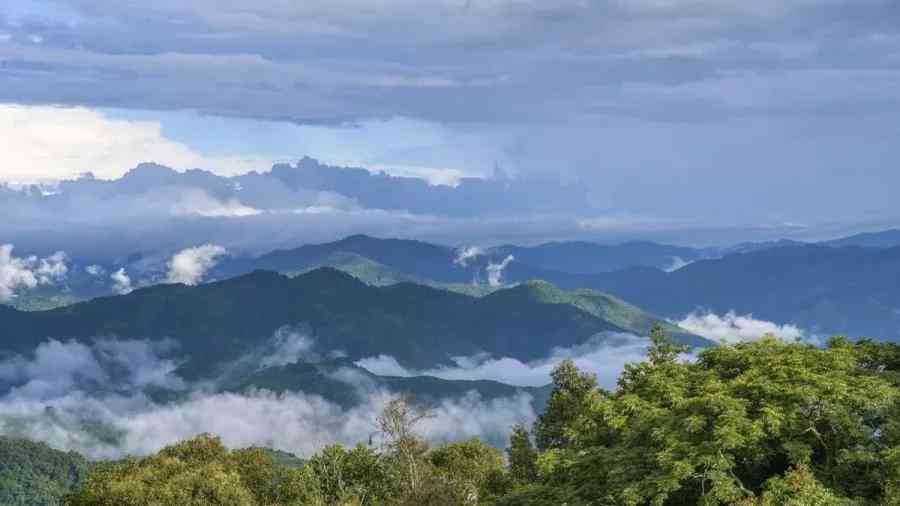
left=357, top=332, right=653, bottom=390
left=0, top=335, right=535, bottom=460
left=675, top=311, right=807, bottom=344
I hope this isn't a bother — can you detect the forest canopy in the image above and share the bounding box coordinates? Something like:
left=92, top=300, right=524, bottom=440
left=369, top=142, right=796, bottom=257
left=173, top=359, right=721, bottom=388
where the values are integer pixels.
left=17, top=331, right=900, bottom=505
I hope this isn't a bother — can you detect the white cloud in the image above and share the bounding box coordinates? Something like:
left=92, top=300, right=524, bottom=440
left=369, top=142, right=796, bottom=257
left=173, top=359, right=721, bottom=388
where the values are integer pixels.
left=0, top=104, right=276, bottom=183
left=0, top=338, right=184, bottom=402
left=258, top=326, right=319, bottom=369
left=0, top=244, right=68, bottom=302
left=358, top=332, right=652, bottom=389
left=675, top=310, right=805, bottom=344
left=664, top=256, right=694, bottom=272
left=110, top=268, right=133, bottom=295
left=0, top=338, right=534, bottom=459
left=453, top=246, right=484, bottom=267
left=85, top=264, right=106, bottom=276
left=166, top=244, right=228, bottom=285
left=486, top=254, right=514, bottom=287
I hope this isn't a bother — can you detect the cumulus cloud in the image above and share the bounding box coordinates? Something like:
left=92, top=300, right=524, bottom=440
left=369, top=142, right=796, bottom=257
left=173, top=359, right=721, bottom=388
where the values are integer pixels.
left=675, top=311, right=805, bottom=344
left=166, top=244, right=228, bottom=285
left=110, top=268, right=133, bottom=295
left=0, top=104, right=276, bottom=183
left=0, top=244, right=68, bottom=302
left=486, top=254, right=514, bottom=287
left=358, top=332, right=653, bottom=389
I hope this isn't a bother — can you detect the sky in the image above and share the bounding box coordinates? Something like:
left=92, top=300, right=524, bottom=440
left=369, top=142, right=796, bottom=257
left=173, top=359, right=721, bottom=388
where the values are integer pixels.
left=2, top=0, right=900, bottom=248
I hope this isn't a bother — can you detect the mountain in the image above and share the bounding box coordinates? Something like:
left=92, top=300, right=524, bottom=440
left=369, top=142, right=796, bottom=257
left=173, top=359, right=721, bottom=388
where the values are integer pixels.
left=218, top=234, right=709, bottom=285
left=714, top=239, right=807, bottom=256
left=575, top=244, right=900, bottom=341
left=229, top=358, right=552, bottom=412
left=0, top=268, right=705, bottom=380
left=822, top=229, right=900, bottom=248
left=493, top=240, right=703, bottom=274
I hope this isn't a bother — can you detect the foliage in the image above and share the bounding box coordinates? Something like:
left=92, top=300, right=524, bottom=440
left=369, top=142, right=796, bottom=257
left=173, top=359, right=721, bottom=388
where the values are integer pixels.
left=503, top=330, right=900, bottom=505
left=532, top=358, right=600, bottom=451
left=44, top=333, right=900, bottom=505
left=0, top=436, right=90, bottom=506
left=505, top=424, right=538, bottom=485
left=65, top=434, right=319, bottom=506
left=2, top=268, right=705, bottom=381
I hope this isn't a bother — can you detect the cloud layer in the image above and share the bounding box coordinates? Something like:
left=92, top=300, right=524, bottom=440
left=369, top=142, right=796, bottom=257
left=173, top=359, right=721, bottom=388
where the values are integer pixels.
left=0, top=335, right=536, bottom=459
left=357, top=332, right=653, bottom=390
left=675, top=311, right=805, bottom=344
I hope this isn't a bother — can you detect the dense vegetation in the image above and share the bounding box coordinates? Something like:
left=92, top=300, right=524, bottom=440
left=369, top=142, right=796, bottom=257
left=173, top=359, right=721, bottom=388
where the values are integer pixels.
left=0, top=437, right=89, bottom=505
left=57, top=331, right=900, bottom=504
left=0, top=268, right=703, bottom=380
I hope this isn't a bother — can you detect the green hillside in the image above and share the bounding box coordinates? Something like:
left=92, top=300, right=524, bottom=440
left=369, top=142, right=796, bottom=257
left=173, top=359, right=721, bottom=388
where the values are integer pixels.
left=231, top=358, right=551, bottom=412
left=0, top=437, right=90, bottom=506
left=0, top=269, right=707, bottom=381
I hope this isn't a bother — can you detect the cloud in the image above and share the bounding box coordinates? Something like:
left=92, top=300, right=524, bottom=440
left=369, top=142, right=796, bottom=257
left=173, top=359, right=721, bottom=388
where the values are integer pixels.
left=675, top=311, right=805, bottom=344
left=0, top=338, right=184, bottom=402
left=664, top=256, right=694, bottom=272
left=0, top=244, right=68, bottom=302
left=0, top=104, right=276, bottom=183
left=453, top=246, right=484, bottom=267
left=0, top=336, right=534, bottom=460
left=166, top=244, right=228, bottom=285
left=85, top=264, right=106, bottom=276
left=486, top=254, right=514, bottom=287
left=110, top=268, right=133, bottom=295
left=357, top=332, right=653, bottom=389
left=258, top=325, right=320, bottom=369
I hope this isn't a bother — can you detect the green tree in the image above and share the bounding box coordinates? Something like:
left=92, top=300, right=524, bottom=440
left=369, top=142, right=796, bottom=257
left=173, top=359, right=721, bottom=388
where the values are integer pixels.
left=65, top=434, right=318, bottom=506
left=506, top=424, right=538, bottom=485
left=532, top=359, right=600, bottom=451
left=429, top=438, right=510, bottom=504
left=305, top=443, right=396, bottom=505
left=0, top=437, right=89, bottom=506
left=502, top=336, right=900, bottom=505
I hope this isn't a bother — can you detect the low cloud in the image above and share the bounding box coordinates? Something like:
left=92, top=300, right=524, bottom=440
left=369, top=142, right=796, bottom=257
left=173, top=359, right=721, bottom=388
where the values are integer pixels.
left=357, top=332, right=652, bottom=389
left=110, top=268, right=133, bottom=295
left=85, top=264, right=106, bottom=276
left=664, top=256, right=694, bottom=272
left=486, top=254, right=514, bottom=287
left=453, top=246, right=484, bottom=267
left=258, top=325, right=320, bottom=369
left=675, top=311, right=805, bottom=344
left=0, top=338, right=184, bottom=402
left=0, top=244, right=68, bottom=302
left=0, top=336, right=534, bottom=459
left=166, top=244, right=228, bottom=285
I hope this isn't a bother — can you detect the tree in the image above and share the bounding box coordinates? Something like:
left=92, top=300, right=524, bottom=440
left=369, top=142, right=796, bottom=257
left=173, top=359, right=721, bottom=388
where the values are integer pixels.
left=0, top=437, right=89, bottom=506
left=375, top=396, right=433, bottom=502
left=532, top=359, right=600, bottom=451
left=429, top=438, right=509, bottom=504
left=305, top=443, right=396, bottom=505
left=506, top=424, right=538, bottom=485
left=65, top=434, right=318, bottom=506
left=506, top=336, right=900, bottom=505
